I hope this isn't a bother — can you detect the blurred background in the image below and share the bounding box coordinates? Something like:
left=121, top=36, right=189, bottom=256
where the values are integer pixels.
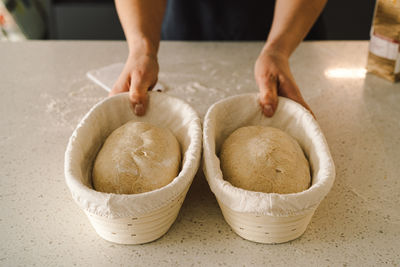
left=0, top=0, right=375, bottom=41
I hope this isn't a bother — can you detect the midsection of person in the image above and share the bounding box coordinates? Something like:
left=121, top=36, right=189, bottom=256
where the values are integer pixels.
left=161, top=0, right=275, bottom=41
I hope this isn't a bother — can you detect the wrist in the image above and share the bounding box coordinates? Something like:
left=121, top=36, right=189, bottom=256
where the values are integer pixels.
left=258, top=46, right=290, bottom=64
left=262, top=40, right=293, bottom=59
left=128, top=36, right=158, bottom=58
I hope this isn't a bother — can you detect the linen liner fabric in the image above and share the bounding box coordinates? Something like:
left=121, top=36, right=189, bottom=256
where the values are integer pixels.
left=64, top=92, right=202, bottom=219
left=203, top=94, right=335, bottom=216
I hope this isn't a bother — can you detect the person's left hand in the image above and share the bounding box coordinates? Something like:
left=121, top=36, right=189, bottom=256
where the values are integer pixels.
left=254, top=48, right=313, bottom=117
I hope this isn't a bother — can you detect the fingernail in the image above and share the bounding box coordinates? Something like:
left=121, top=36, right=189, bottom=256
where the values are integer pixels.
left=263, top=105, right=274, bottom=117
left=134, top=103, right=145, bottom=116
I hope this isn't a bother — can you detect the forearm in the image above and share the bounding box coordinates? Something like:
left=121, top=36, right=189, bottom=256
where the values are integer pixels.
left=264, top=0, right=327, bottom=57
left=115, top=0, right=167, bottom=56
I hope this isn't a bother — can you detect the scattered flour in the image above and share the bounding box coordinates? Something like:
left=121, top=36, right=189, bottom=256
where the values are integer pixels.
left=41, top=80, right=105, bottom=129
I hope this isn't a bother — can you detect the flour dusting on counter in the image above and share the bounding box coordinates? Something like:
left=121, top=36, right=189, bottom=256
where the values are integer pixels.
left=41, top=80, right=105, bottom=129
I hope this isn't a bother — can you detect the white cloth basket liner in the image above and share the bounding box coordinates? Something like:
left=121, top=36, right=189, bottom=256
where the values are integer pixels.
left=203, top=93, right=335, bottom=217
left=65, top=92, right=202, bottom=219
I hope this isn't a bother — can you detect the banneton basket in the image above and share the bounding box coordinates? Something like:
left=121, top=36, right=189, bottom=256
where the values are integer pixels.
left=203, top=94, right=335, bottom=244
left=65, top=92, right=202, bottom=244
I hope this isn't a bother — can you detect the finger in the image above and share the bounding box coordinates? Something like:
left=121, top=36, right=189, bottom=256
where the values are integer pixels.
left=147, top=77, right=158, bottom=91
left=278, top=77, right=315, bottom=118
left=258, top=73, right=279, bottom=117
left=300, top=101, right=315, bottom=118
left=129, top=85, right=149, bottom=116
left=109, top=74, right=130, bottom=97
left=129, top=75, right=156, bottom=116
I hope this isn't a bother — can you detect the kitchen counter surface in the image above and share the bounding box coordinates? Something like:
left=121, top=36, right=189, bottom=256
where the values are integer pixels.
left=0, top=41, right=399, bottom=266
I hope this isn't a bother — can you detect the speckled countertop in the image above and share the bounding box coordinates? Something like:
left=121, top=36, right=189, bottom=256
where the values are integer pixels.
left=0, top=41, right=399, bottom=266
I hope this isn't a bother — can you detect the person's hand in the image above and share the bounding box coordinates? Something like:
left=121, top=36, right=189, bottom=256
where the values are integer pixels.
left=254, top=48, right=313, bottom=117
left=109, top=52, right=159, bottom=116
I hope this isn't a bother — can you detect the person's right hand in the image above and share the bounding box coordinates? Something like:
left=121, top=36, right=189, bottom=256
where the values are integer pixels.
left=109, top=52, right=159, bottom=116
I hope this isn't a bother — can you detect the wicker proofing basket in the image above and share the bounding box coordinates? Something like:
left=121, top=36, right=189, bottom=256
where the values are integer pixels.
left=85, top=185, right=189, bottom=244
left=65, top=92, right=202, bottom=244
left=217, top=201, right=315, bottom=244
left=203, top=94, right=335, bottom=244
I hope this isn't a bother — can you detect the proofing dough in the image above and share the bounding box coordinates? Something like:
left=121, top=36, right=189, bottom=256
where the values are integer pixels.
left=220, top=126, right=310, bottom=194
left=92, top=121, right=181, bottom=194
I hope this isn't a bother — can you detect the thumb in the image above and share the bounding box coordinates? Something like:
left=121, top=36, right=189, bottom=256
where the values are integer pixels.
left=258, top=74, right=279, bottom=117
left=129, top=83, right=149, bottom=116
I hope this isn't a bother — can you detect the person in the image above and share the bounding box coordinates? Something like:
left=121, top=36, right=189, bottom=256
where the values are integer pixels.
left=110, top=0, right=327, bottom=117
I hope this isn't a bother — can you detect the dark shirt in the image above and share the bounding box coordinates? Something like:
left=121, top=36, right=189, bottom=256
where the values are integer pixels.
left=161, top=0, right=325, bottom=41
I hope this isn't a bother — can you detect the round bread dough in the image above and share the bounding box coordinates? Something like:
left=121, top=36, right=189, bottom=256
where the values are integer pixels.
left=220, top=126, right=310, bottom=194
left=92, top=121, right=181, bottom=194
